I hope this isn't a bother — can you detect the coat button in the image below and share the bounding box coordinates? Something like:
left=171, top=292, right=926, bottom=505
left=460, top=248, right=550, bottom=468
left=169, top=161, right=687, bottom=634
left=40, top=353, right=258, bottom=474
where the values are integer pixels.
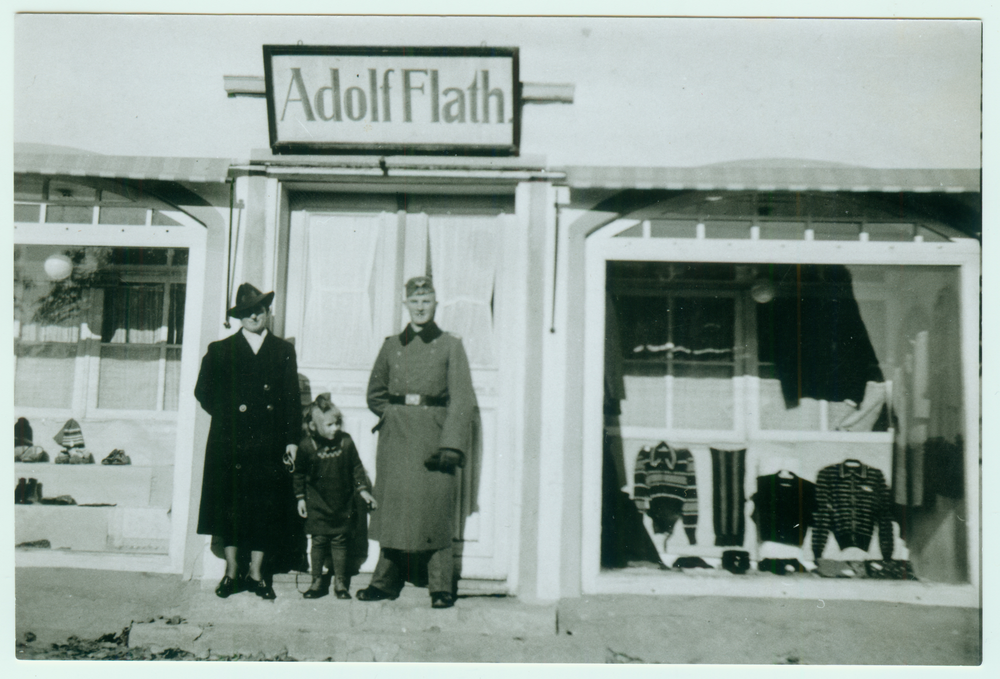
left=239, top=404, right=247, bottom=412
left=235, top=463, right=242, bottom=470
left=263, top=384, right=271, bottom=391
left=266, top=405, right=274, bottom=412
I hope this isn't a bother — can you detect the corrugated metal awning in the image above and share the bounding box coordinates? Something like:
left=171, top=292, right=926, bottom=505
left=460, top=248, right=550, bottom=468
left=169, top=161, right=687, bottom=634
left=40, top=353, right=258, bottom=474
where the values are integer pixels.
left=14, top=152, right=234, bottom=183
left=560, top=165, right=981, bottom=193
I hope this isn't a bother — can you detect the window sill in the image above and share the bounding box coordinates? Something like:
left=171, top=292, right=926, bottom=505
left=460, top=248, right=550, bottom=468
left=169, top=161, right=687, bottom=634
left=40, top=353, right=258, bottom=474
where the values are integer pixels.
left=614, top=426, right=894, bottom=445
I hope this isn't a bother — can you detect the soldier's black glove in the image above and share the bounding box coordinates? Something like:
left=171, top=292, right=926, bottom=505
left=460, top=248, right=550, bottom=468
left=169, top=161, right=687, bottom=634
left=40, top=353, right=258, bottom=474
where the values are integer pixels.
left=424, top=448, right=465, bottom=474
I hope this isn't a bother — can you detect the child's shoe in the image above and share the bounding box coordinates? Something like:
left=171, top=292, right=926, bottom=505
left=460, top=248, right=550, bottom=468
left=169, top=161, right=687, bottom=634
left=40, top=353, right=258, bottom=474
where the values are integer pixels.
left=333, top=575, right=351, bottom=599
left=303, top=578, right=328, bottom=599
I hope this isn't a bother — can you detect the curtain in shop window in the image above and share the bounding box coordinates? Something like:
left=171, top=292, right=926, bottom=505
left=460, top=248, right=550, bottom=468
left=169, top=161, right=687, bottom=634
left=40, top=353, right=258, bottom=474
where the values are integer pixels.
left=97, top=285, right=166, bottom=409
left=891, top=305, right=931, bottom=507
left=301, top=215, right=380, bottom=368
left=102, top=285, right=166, bottom=344
left=924, top=286, right=964, bottom=501
left=428, top=216, right=498, bottom=367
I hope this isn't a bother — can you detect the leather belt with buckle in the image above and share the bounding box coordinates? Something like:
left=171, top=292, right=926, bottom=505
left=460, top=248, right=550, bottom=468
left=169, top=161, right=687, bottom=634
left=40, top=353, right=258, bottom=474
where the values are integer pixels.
left=388, top=394, right=449, bottom=407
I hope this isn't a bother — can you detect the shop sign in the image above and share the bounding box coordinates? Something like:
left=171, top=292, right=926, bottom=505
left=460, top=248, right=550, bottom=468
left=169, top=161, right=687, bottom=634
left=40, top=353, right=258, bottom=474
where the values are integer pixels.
left=263, top=45, right=520, bottom=155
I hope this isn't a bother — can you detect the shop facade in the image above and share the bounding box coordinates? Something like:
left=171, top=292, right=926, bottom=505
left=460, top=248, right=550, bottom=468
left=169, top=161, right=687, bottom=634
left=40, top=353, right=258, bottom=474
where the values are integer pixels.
left=13, top=42, right=981, bottom=608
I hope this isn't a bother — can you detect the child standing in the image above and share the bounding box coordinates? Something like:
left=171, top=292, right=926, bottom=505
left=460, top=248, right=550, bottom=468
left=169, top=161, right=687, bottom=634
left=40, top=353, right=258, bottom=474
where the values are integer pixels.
left=294, top=394, right=377, bottom=599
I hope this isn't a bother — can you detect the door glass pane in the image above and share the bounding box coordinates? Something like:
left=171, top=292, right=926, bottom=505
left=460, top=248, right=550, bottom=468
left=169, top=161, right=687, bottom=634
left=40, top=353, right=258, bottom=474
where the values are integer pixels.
left=300, top=214, right=382, bottom=368
left=427, top=215, right=499, bottom=368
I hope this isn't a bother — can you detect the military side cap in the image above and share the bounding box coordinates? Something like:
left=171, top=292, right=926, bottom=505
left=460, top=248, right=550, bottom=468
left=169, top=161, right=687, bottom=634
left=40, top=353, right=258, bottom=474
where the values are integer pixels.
left=228, top=282, right=275, bottom=318
left=405, top=276, right=435, bottom=297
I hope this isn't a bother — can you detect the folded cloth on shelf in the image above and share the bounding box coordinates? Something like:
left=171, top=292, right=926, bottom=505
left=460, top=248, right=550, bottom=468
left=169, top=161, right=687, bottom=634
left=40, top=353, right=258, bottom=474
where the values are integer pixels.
left=16, top=446, right=49, bottom=463
left=758, top=558, right=809, bottom=575
left=865, top=559, right=917, bottom=580
left=39, top=495, right=77, bottom=505
left=101, top=449, right=131, bottom=465
left=815, top=559, right=868, bottom=578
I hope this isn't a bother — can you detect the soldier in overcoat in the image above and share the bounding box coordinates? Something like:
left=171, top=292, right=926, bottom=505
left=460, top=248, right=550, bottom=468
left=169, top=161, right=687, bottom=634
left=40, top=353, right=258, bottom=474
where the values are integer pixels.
left=195, top=283, right=303, bottom=600
left=357, top=276, right=477, bottom=609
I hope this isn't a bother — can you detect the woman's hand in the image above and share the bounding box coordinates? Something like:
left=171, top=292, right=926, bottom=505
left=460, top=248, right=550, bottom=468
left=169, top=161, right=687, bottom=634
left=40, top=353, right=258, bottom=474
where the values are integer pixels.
left=297, top=499, right=307, bottom=518
left=360, top=490, right=378, bottom=511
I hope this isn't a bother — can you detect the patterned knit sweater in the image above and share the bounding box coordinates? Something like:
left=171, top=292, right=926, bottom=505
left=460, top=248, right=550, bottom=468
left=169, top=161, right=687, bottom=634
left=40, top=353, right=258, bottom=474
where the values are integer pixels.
left=633, top=442, right=698, bottom=541
left=811, top=460, right=894, bottom=560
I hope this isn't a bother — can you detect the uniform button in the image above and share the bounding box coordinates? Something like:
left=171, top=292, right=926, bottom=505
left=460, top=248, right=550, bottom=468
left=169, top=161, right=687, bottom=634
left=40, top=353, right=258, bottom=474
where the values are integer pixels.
left=235, top=463, right=242, bottom=470
left=239, top=404, right=247, bottom=412
left=263, top=384, right=271, bottom=391
left=266, top=405, right=274, bottom=412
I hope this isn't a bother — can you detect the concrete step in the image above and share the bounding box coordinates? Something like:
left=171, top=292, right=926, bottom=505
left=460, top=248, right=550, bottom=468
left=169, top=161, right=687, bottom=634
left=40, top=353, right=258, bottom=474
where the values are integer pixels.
left=130, top=578, right=559, bottom=661
left=128, top=620, right=601, bottom=662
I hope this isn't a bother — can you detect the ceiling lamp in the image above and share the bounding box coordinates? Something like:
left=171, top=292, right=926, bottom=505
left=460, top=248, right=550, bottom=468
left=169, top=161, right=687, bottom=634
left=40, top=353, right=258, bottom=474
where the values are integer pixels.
left=44, top=253, right=73, bottom=281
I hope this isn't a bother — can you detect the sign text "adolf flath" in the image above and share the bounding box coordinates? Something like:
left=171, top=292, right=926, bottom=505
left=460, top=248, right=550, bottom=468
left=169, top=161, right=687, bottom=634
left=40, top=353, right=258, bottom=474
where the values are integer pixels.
left=264, top=46, right=520, bottom=155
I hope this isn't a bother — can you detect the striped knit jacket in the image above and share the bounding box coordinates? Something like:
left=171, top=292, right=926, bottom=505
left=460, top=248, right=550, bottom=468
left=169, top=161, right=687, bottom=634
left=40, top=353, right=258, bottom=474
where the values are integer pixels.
left=811, top=460, right=894, bottom=561
left=633, top=442, right=698, bottom=542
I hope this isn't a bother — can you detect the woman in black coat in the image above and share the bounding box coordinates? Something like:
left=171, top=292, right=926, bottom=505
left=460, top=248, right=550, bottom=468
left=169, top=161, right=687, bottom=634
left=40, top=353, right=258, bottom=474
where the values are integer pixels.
left=195, top=283, right=302, bottom=600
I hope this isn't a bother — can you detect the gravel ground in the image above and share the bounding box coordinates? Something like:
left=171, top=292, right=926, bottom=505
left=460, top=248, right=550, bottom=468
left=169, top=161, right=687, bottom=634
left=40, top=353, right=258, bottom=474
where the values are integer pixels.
left=15, top=621, right=300, bottom=661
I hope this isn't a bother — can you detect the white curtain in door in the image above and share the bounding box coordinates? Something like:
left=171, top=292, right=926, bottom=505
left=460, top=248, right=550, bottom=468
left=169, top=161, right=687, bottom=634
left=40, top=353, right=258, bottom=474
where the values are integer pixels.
left=302, top=215, right=380, bottom=368
left=428, top=216, right=498, bottom=367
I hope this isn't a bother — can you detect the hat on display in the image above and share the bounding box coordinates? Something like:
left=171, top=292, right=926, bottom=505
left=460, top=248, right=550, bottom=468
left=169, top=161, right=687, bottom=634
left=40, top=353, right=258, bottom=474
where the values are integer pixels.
left=405, top=276, right=435, bottom=297
left=53, top=419, right=85, bottom=449
left=228, top=283, right=275, bottom=319
left=15, top=418, right=33, bottom=447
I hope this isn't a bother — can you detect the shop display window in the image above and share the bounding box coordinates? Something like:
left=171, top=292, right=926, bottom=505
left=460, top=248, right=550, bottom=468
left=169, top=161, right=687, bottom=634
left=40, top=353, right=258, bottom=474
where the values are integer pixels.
left=602, top=260, right=968, bottom=584
left=14, top=244, right=187, bottom=413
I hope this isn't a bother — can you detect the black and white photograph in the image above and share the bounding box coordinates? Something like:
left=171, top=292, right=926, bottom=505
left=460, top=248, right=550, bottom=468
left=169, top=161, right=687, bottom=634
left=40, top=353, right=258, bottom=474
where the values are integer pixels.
left=9, top=7, right=987, bottom=666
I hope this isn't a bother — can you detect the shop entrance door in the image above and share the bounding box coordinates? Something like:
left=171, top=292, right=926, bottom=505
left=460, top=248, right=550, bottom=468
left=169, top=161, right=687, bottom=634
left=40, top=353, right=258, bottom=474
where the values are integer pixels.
left=285, top=205, right=516, bottom=582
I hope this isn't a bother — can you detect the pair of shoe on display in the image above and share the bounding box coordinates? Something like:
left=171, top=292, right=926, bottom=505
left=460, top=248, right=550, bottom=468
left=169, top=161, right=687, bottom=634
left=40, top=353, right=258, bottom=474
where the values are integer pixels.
left=355, top=586, right=455, bottom=608
left=54, top=449, right=95, bottom=465
left=14, top=478, right=43, bottom=504
left=101, top=449, right=131, bottom=465
left=215, top=573, right=276, bottom=600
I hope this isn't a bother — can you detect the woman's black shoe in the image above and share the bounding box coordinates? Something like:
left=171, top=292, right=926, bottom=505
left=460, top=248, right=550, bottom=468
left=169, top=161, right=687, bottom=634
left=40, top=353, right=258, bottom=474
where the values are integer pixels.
left=356, top=586, right=397, bottom=601
left=247, top=575, right=276, bottom=600
left=215, top=575, right=243, bottom=598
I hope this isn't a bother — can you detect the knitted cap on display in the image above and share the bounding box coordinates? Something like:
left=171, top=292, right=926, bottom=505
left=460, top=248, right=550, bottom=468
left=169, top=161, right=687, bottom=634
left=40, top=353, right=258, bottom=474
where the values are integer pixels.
left=53, top=418, right=85, bottom=449
left=15, top=417, right=33, bottom=447
left=405, top=276, right=435, bottom=297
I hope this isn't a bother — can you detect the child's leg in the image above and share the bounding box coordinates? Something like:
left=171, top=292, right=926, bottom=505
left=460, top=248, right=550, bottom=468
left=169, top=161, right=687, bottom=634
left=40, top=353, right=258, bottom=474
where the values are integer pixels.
left=309, top=535, right=331, bottom=589
left=329, top=533, right=350, bottom=592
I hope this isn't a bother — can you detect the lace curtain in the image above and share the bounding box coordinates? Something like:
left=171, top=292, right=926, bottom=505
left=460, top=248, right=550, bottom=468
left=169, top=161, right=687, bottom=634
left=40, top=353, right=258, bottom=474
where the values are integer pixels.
left=301, top=214, right=381, bottom=368
left=428, top=216, right=498, bottom=368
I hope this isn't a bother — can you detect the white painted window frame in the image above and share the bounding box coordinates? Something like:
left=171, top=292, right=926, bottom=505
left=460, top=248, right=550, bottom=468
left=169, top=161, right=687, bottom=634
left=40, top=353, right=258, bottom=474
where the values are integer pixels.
left=14, top=214, right=208, bottom=574
left=582, top=220, right=981, bottom=606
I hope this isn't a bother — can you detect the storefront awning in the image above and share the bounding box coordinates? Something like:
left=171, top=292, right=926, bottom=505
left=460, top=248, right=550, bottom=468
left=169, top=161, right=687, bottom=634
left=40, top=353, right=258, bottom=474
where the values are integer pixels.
left=14, top=151, right=233, bottom=183
left=560, top=165, right=981, bottom=193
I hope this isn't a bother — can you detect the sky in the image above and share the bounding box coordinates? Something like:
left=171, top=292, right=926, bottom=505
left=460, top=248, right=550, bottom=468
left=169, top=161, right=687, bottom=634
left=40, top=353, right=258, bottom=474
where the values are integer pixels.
left=13, top=14, right=983, bottom=168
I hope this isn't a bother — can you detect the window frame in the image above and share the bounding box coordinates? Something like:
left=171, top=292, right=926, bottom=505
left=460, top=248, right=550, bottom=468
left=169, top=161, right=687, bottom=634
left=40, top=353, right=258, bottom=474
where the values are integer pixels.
left=14, top=216, right=197, bottom=422
left=582, top=218, right=982, bottom=596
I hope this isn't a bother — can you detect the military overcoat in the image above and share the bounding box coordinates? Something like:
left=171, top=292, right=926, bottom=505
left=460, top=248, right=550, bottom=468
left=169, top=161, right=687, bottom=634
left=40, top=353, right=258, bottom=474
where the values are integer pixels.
left=366, top=322, right=477, bottom=551
left=194, top=330, right=302, bottom=561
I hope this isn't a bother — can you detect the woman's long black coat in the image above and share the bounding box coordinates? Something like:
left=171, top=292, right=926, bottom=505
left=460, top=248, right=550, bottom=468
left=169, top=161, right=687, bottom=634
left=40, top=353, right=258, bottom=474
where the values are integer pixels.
left=195, top=330, right=304, bottom=569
